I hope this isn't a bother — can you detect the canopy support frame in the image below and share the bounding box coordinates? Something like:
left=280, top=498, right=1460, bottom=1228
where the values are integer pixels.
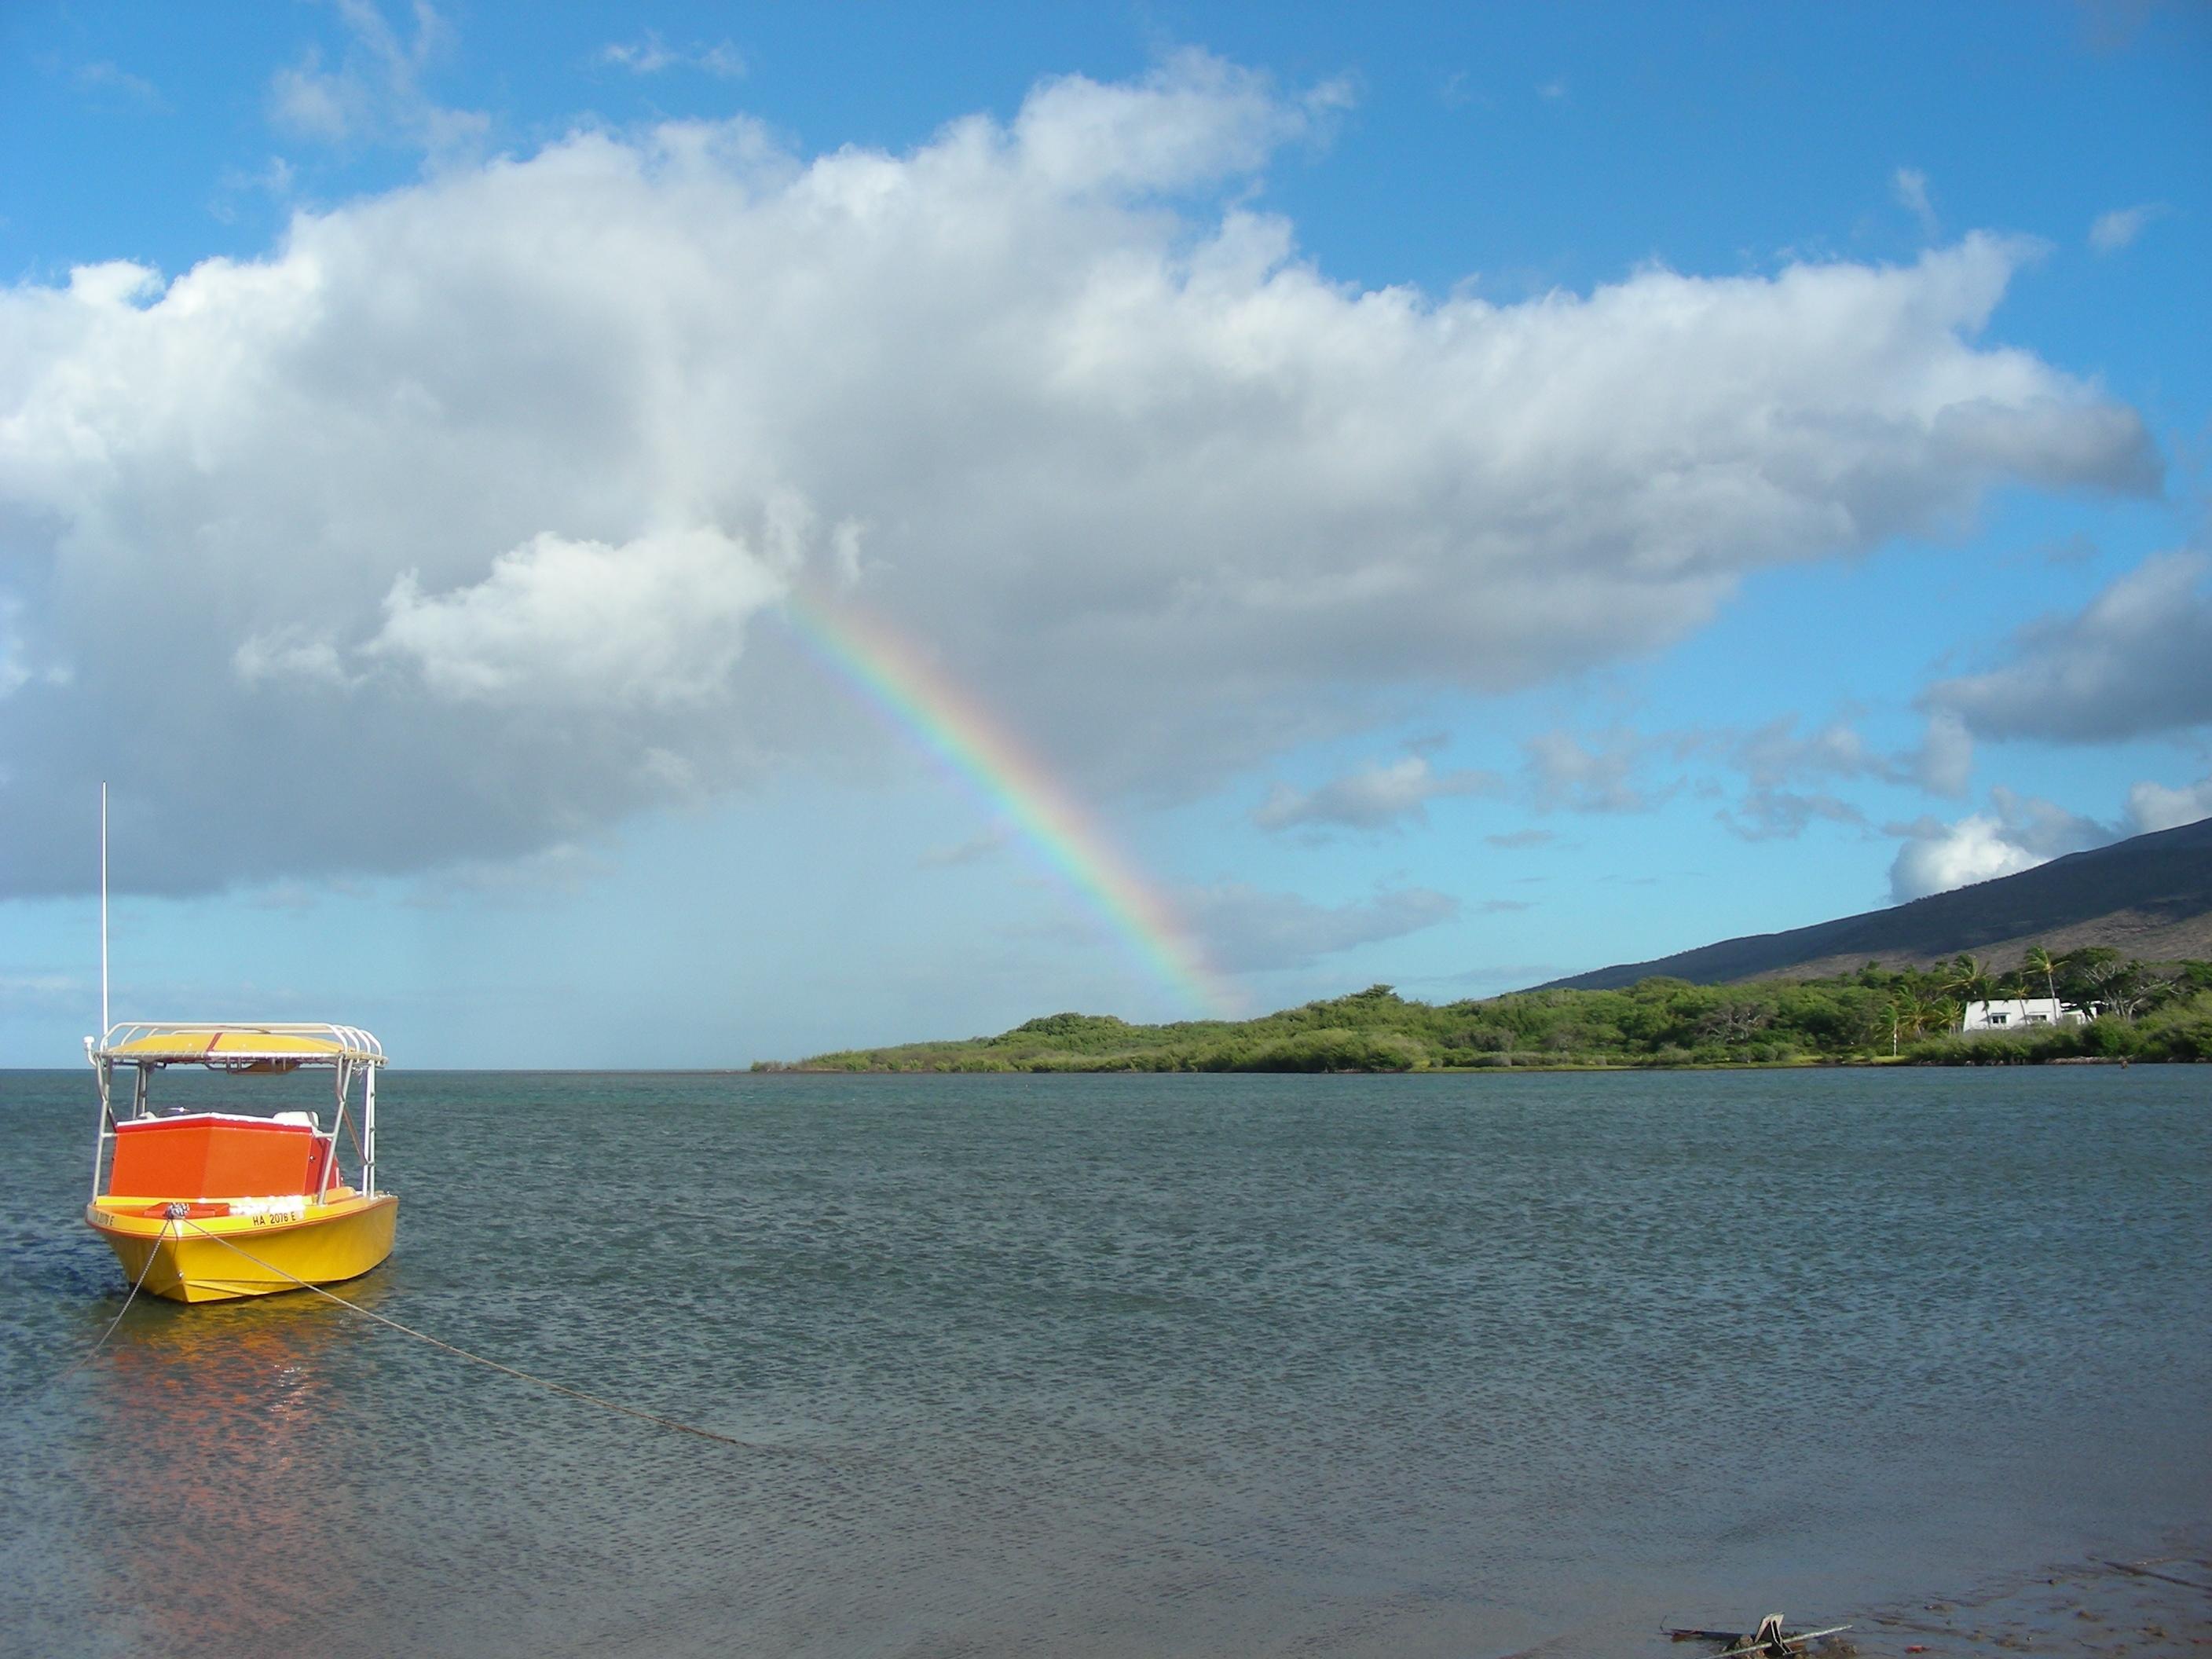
left=83, top=1023, right=389, bottom=1202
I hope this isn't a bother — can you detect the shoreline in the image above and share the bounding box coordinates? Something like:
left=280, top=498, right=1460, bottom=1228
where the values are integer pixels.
left=1833, top=1548, right=2212, bottom=1658
left=756, top=1055, right=2188, bottom=1075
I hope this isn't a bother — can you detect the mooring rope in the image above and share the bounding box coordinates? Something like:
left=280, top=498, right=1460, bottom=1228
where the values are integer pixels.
left=177, top=1219, right=818, bottom=1457
left=46, top=1217, right=168, bottom=1386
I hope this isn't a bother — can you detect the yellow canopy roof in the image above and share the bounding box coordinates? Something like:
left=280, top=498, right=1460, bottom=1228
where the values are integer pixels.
left=98, top=1024, right=385, bottom=1066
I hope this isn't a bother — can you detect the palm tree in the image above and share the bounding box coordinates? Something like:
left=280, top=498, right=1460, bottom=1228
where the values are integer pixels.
left=1892, top=991, right=1953, bottom=1048
left=1942, top=954, right=1998, bottom=1027
left=2023, top=945, right=2059, bottom=1013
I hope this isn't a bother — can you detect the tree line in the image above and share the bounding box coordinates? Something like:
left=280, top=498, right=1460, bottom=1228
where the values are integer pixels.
left=762, top=949, right=2212, bottom=1073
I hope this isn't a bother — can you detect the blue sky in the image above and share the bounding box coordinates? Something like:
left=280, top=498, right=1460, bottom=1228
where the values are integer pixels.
left=2, top=1, right=2207, bottom=1065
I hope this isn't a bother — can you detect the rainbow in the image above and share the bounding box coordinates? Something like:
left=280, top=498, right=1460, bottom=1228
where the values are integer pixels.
left=778, top=595, right=1233, bottom=1017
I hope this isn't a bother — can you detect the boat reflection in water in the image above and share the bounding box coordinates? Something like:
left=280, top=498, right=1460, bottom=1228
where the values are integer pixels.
left=77, top=1291, right=383, bottom=1652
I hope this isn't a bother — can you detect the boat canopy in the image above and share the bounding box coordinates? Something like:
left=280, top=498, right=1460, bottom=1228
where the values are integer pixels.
left=86, top=1023, right=387, bottom=1204
left=95, top=1023, right=386, bottom=1068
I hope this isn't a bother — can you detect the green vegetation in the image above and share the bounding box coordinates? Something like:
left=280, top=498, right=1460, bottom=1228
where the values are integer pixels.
left=761, top=949, right=2212, bottom=1073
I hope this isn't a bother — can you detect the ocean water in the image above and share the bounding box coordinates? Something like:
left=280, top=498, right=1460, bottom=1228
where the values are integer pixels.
left=2, top=1067, right=2207, bottom=1657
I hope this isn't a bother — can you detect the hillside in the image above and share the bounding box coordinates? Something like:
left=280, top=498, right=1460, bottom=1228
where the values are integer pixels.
left=1536, top=816, right=2212, bottom=991
left=760, top=816, right=2212, bottom=1074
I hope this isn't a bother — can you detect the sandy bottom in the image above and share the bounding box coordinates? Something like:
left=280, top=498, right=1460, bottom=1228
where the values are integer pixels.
left=1818, top=1551, right=2211, bottom=1658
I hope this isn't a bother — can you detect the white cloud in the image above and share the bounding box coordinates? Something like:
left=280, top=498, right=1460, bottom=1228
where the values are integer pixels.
left=1885, top=786, right=2114, bottom=901
left=233, top=629, right=353, bottom=688
left=363, top=527, right=784, bottom=706
left=1254, top=753, right=1500, bottom=832
left=216, top=156, right=300, bottom=212
left=1012, top=52, right=1346, bottom=194
left=1692, top=709, right=1972, bottom=837
left=599, top=33, right=745, bottom=78
left=1183, top=882, right=1459, bottom=972
left=2126, top=776, right=2212, bottom=835
left=2089, top=202, right=2168, bottom=254
left=1888, top=812, right=2043, bottom=900
left=0, top=595, right=70, bottom=700
left=74, top=60, right=162, bottom=107
left=1728, top=714, right=1886, bottom=788
left=1926, top=551, right=2212, bottom=742
left=1525, top=730, right=1676, bottom=814
left=1914, top=711, right=1975, bottom=797
left=269, top=0, right=485, bottom=151
left=0, top=599, right=34, bottom=699
left=1723, top=788, right=1868, bottom=841
left=1985, top=786, right=2113, bottom=859
left=1713, top=709, right=1971, bottom=797
left=0, top=55, right=2162, bottom=895
left=1893, top=167, right=1938, bottom=236
left=269, top=52, right=349, bottom=140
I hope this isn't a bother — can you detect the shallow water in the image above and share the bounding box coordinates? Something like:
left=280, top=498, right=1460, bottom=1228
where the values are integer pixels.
left=3, top=1067, right=2207, bottom=1657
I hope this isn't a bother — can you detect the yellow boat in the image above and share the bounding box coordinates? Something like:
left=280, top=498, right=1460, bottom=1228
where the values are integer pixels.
left=83, top=1023, right=397, bottom=1304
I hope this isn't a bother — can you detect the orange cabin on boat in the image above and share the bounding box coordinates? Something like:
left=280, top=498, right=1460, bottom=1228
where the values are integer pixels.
left=107, top=1113, right=339, bottom=1200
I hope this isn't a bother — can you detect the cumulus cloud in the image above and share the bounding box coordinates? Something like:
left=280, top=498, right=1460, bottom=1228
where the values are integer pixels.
left=1885, top=786, right=2115, bottom=901
left=1984, top=786, right=2113, bottom=859
left=1254, top=753, right=1501, bottom=832
left=1183, top=882, right=1459, bottom=972
left=0, top=54, right=2162, bottom=895
left=2126, top=776, right=2212, bottom=835
left=1925, top=551, right=2212, bottom=742
left=362, top=528, right=783, bottom=705
left=2089, top=203, right=2168, bottom=253
left=1888, top=813, right=2043, bottom=900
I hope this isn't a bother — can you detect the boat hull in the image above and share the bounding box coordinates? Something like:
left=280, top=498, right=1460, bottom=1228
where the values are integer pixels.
left=86, top=1192, right=398, bottom=1304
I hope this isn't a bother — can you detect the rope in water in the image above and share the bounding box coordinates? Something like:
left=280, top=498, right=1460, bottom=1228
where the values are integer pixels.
left=177, top=1219, right=804, bottom=1456
left=45, top=1218, right=169, bottom=1386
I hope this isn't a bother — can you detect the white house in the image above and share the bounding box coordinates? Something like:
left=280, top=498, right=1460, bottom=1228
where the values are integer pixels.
left=1961, top=997, right=2089, bottom=1031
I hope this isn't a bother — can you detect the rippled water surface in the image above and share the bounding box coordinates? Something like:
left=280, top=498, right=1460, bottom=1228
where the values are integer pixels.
left=4, top=1068, right=2207, bottom=1657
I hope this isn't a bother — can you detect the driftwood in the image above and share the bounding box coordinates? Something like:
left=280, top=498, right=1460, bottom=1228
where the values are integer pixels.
left=2103, top=1558, right=2212, bottom=1591
left=1666, top=1613, right=1851, bottom=1658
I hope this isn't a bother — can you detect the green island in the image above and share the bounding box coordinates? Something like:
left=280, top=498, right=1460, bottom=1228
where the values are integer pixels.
left=761, top=948, right=2212, bottom=1072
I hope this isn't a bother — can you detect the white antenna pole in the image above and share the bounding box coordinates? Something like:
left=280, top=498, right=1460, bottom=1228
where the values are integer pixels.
left=100, top=782, right=109, bottom=1040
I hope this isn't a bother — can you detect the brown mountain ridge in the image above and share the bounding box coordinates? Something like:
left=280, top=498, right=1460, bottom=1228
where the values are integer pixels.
left=1535, top=815, right=2212, bottom=991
